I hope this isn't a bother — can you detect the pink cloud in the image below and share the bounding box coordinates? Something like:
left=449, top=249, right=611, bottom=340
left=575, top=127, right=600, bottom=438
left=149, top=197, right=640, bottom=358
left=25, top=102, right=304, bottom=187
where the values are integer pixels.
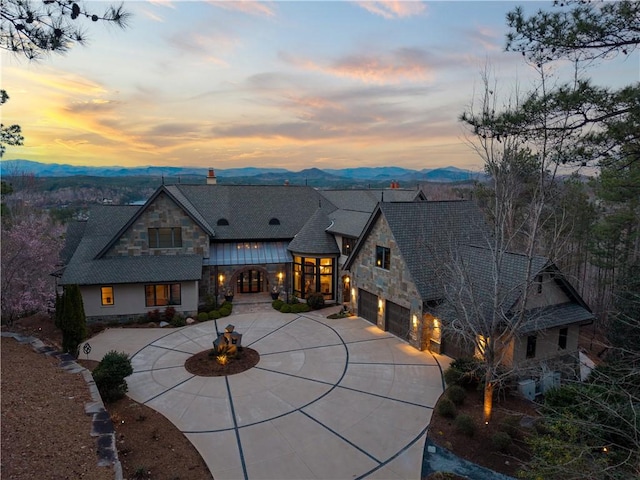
left=354, top=0, right=427, bottom=19
left=207, top=0, right=276, bottom=17
left=281, top=48, right=435, bottom=84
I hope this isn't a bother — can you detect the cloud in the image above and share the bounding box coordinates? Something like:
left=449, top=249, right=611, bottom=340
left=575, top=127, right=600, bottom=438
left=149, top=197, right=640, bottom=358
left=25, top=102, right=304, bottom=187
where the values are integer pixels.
left=206, top=0, right=276, bottom=17
left=280, top=47, right=436, bottom=84
left=167, top=31, right=239, bottom=64
left=354, top=0, right=427, bottom=19
left=466, top=26, right=503, bottom=53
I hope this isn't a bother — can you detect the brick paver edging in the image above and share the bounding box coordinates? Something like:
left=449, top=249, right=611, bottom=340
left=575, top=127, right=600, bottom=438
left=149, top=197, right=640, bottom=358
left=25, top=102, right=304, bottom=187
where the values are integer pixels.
left=1, top=332, right=123, bottom=480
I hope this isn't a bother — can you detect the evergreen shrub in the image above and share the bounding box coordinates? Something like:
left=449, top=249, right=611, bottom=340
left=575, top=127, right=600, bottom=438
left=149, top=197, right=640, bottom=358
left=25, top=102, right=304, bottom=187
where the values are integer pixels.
left=93, top=350, right=133, bottom=403
left=454, top=414, right=476, bottom=437
left=436, top=397, right=457, bottom=418
left=306, top=292, right=325, bottom=310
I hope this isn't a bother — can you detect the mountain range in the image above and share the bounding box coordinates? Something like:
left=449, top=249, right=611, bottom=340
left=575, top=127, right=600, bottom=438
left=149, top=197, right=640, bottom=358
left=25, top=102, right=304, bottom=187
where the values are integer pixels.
left=1, top=160, right=484, bottom=185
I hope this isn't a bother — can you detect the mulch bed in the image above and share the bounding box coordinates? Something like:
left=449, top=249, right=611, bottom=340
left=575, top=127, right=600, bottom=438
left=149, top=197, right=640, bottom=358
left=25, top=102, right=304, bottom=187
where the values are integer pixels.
left=428, top=387, right=539, bottom=477
left=185, top=347, right=260, bottom=376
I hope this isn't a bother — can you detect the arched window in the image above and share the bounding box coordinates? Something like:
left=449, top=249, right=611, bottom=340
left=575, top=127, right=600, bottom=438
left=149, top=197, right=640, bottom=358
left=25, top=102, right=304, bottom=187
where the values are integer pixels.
left=269, top=218, right=280, bottom=225
left=217, top=218, right=229, bottom=226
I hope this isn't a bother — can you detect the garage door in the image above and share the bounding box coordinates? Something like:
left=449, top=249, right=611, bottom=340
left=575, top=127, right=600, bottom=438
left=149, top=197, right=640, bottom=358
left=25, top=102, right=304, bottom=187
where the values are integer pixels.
left=385, top=300, right=410, bottom=341
left=358, top=289, right=378, bottom=325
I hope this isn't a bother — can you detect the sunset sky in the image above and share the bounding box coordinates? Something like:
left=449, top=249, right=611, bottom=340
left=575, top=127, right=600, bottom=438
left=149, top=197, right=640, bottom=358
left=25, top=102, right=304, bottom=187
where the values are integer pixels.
left=2, top=1, right=637, bottom=172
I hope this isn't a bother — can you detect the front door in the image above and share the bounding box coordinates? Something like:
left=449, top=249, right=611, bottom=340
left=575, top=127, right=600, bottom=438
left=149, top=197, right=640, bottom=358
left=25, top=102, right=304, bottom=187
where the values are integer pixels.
left=236, top=270, right=264, bottom=293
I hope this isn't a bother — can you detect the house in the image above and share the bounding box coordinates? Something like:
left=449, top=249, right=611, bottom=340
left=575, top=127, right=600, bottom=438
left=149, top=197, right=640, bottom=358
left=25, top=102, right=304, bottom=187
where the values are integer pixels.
left=343, top=201, right=594, bottom=378
left=58, top=177, right=424, bottom=323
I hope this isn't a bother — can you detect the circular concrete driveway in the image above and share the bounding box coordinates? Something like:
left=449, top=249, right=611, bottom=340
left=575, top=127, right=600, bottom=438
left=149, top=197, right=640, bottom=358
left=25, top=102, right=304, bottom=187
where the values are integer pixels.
left=89, top=310, right=448, bottom=480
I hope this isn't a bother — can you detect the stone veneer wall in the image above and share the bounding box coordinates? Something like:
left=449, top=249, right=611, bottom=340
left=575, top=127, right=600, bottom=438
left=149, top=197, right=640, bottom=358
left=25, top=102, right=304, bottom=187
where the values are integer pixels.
left=350, top=215, right=424, bottom=349
left=106, top=192, right=210, bottom=258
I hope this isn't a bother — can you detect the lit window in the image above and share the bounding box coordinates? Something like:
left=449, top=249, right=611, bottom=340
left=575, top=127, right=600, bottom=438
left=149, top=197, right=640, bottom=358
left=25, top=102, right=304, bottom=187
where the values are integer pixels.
left=342, top=237, right=355, bottom=256
left=101, top=286, right=114, bottom=306
left=375, top=246, right=390, bottom=270
left=145, top=284, right=181, bottom=307
left=148, top=228, right=182, bottom=248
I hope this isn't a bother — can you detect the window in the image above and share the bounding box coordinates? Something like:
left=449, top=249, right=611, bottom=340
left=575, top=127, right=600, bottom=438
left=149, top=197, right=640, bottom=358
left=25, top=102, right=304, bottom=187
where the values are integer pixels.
left=293, top=256, right=335, bottom=299
left=217, top=218, right=229, bottom=226
left=342, top=237, right=355, bottom=256
left=148, top=228, right=182, bottom=248
left=526, top=335, right=537, bottom=359
left=101, top=286, right=114, bottom=306
left=375, top=246, right=390, bottom=270
left=535, top=274, right=543, bottom=294
left=269, top=218, right=280, bottom=225
left=558, top=327, right=568, bottom=350
left=145, top=283, right=181, bottom=307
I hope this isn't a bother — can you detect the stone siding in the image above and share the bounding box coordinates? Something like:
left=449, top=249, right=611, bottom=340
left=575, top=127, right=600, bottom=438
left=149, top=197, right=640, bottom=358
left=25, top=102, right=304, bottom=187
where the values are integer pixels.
left=106, top=192, right=209, bottom=258
left=350, top=215, right=424, bottom=348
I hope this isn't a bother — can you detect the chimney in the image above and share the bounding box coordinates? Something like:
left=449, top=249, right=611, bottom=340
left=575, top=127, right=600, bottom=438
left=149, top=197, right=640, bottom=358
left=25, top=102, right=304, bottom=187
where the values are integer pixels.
left=207, top=168, right=217, bottom=185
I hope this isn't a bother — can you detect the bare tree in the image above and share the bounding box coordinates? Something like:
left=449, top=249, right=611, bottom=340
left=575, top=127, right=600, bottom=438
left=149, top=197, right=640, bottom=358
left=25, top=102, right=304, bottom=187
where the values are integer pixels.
left=444, top=59, right=585, bottom=424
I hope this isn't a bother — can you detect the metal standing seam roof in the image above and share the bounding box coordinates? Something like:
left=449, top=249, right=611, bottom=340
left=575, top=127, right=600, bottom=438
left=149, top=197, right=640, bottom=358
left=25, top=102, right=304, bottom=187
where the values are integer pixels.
left=205, top=241, right=292, bottom=266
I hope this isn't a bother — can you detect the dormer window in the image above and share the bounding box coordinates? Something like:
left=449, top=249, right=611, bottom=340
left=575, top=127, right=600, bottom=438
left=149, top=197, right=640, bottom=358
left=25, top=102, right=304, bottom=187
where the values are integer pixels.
left=217, top=218, right=229, bottom=226
left=269, top=218, right=280, bottom=225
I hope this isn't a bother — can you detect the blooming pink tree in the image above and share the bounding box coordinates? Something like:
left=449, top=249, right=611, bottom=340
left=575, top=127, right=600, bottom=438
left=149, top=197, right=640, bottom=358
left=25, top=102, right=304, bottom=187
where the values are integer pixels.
left=1, top=214, right=63, bottom=324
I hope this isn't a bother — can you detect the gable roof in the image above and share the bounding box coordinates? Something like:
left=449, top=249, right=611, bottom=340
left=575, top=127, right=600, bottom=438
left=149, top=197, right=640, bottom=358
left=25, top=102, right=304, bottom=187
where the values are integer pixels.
left=95, top=186, right=215, bottom=258
left=288, top=208, right=340, bottom=256
left=59, top=205, right=204, bottom=285
left=345, top=201, right=490, bottom=301
left=318, top=188, right=424, bottom=212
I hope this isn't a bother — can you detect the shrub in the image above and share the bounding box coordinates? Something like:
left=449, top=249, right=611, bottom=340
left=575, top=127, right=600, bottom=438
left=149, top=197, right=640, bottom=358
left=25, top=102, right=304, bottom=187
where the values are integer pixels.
left=221, top=301, right=233, bottom=311
left=272, top=299, right=284, bottom=310
left=436, top=397, right=457, bottom=418
left=93, top=350, right=133, bottom=403
left=280, top=304, right=292, bottom=313
left=291, top=303, right=311, bottom=313
left=444, top=357, right=483, bottom=388
left=197, top=312, right=209, bottom=322
left=446, top=385, right=467, bottom=406
left=491, top=431, right=512, bottom=452
left=306, top=292, right=325, bottom=310
left=500, top=415, right=521, bottom=439
left=219, top=306, right=232, bottom=317
left=289, top=295, right=300, bottom=304
left=454, top=414, right=475, bottom=437
left=208, top=310, right=221, bottom=320
left=164, top=306, right=176, bottom=322
left=170, top=314, right=186, bottom=327
left=147, top=309, right=161, bottom=322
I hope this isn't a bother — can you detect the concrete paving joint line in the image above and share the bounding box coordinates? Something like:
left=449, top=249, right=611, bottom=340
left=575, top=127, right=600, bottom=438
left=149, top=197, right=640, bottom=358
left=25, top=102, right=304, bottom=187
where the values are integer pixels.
left=1, top=331, right=123, bottom=480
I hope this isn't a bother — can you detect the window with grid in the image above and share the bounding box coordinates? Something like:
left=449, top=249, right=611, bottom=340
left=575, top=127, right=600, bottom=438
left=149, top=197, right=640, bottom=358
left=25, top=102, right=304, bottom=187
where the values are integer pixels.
left=148, top=227, right=182, bottom=248
left=375, top=246, right=390, bottom=270
left=145, top=283, right=181, bottom=306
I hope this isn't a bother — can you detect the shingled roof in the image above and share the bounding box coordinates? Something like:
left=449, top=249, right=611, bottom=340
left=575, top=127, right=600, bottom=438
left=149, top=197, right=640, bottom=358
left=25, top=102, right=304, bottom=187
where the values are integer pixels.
left=168, top=184, right=337, bottom=240
left=288, top=208, right=340, bottom=256
left=345, top=201, right=491, bottom=301
left=60, top=205, right=204, bottom=286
